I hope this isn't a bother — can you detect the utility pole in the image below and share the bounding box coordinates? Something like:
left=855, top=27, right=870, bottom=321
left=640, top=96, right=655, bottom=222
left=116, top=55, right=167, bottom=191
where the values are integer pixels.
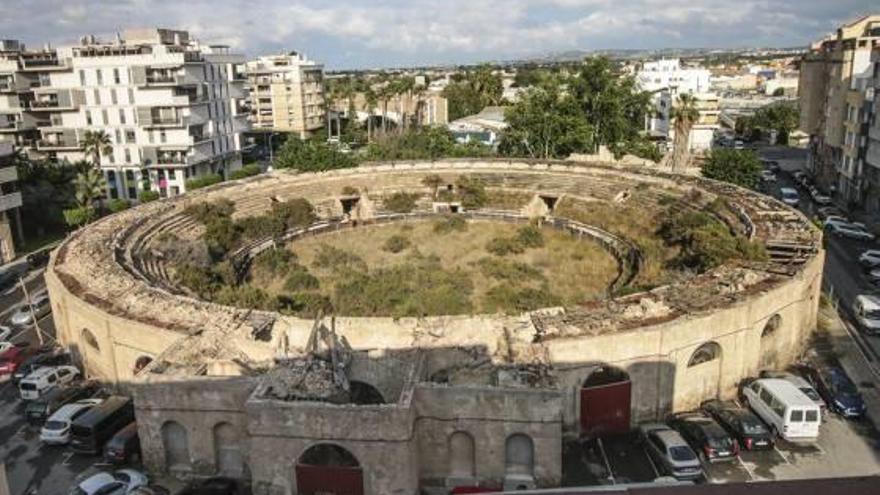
left=18, top=276, right=43, bottom=346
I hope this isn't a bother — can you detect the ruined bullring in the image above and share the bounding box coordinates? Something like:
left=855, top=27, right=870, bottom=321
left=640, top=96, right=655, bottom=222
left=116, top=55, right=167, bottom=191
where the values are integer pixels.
left=45, top=159, right=823, bottom=495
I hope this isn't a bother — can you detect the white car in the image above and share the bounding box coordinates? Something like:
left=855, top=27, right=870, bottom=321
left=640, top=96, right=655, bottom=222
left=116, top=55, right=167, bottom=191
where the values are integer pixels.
left=859, top=250, right=880, bottom=268
left=779, top=187, right=800, bottom=207
left=40, top=399, right=103, bottom=445
left=759, top=371, right=826, bottom=416
left=70, top=470, right=148, bottom=495
left=760, top=170, right=777, bottom=183
left=0, top=325, right=11, bottom=342
left=811, top=190, right=833, bottom=206
left=10, top=293, right=52, bottom=328
left=19, top=365, right=80, bottom=400
left=853, top=294, right=880, bottom=334
left=826, top=221, right=876, bottom=241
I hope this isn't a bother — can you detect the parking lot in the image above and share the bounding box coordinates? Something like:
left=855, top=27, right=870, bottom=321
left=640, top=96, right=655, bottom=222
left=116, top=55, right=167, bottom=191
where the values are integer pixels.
left=562, top=411, right=880, bottom=486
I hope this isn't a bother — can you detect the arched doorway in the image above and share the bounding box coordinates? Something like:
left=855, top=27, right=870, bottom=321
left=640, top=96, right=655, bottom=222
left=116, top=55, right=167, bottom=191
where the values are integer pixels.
left=448, top=431, right=475, bottom=478
left=133, top=355, right=153, bottom=375
left=213, top=422, right=244, bottom=477
left=759, top=314, right=782, bottom=369
left=295, top=443, right=363, bottom=495
left=687, top=341, right=723, bottom=401
left=505, top=433, right=534, bottom=481
left=580, top=365, right=632, bottom=436
left=161, top=421, right=190, bottom=471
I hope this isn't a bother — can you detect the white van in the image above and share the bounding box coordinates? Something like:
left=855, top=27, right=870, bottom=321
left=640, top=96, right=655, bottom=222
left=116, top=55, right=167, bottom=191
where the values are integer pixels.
left=852, top=295, right=880, bottom=335
left=743, top=378, right=821, bottom=442
left=40, top=399, right=102, bottom=445
left=18, top=365, right=80, bottom=401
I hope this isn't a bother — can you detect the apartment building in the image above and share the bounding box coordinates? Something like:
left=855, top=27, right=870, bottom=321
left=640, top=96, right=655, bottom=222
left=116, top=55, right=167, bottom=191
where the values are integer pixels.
left=0, top=40, right=48, bottom=149
left=799, top=16, right=880, bottom=208
left=1, top=29, right=249, bottom=200
left=246, top=52, right=325, bottom=138
left=637, top=59, right=715, bottom=147
left=0, top=142, right=22, bottom=263
left=864, top=47, right=880, bottom=213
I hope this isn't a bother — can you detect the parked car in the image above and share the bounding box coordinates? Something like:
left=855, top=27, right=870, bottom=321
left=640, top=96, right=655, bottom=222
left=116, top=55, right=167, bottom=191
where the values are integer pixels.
left=27, top=248, right=51, bottom=270
left=70, top=469, right=148, bottom=495
left=71, top=396, right=136, bottom=454
left=0, top=341, right=22, bottom=359
left=9, top=293, right=52, bottom=328
left=177, top=478, right=241, bottom=495
left=701, top=400, right=774, bottom=451
left=0, top=325, right=12, bottom=342
left=742, top=378, right=821, bottom=442
left=0, top=345, right=32, bottom=383
left=11, top=348, right=70, bottom=384
left=760, top=170, right=777, bottom=183
left=810, top=189, right=833, bottom=206
left=104, top=422, right=142, bottom=464
left=25, top=381, right=100, bottom=425
left=859, top=250, right=880, bottom=269
left=638, top=423, right=703, bottom=481
left=800, top=364, right=867, bottom=419
left=852, top=294, right=880, bottom=334
left=817, top=206, right=846, bottom=221
left=760, top=370, right=826, bottom=417
left=825, top=221, right=876, bottom=241
left=40, top=399, right=103, bottom=445
left=18, top=365, right=80, bottom=401
left=667, top=413, right=738, bottom=463
left=779, top=187, right=800, bottom=207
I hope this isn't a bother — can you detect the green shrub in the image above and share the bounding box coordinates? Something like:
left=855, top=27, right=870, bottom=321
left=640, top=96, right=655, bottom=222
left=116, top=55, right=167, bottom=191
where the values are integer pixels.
left=341, top=186, right=359, bottom=196
left=185, top=173, right=224, bottom=191
left=107, top=198, right=131, bottom=213
left=283, top=268, right=320, bottom=291
left=383, top=192, right=420, bottom=213
left=475, top=257, right=544, bottom=281
left=253, top=249, right=297, bottom=274
left=229, top=163, right=262, bottom=180
left=175, top=263, right=219, bottom=299
left=455, top=175, right=488, bottom=208
left=383, top=234, right=411, bottom=253
left=184, top=199, right=235, bottom=223
left=433, top=215, right=467, bottom=234
left=63, top=206, right=96, bottom=229
left=138, top=190, right=160, bottom=203
left=659, top=208, right=768, bottom=271
left=277, top=291, right=333, bottom=317
left=238, top=215, right=286, bottom=240
left=270, top=198, right=316, bottom=229
left=516, top=225, right=544, bottom=248
left=313, top=245, right=368, bottom=273
left=204, top=216, right=241, bottom=258
left=486, top=236, right=525, bottom=256
left=214, top=285, right=276, bottom=310
left=483, top=284, right=561, bottom=313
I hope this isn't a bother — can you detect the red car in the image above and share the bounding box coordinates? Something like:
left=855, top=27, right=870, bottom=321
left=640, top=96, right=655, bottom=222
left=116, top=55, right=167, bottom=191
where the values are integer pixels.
left=0, top=345, right=31, bottom=382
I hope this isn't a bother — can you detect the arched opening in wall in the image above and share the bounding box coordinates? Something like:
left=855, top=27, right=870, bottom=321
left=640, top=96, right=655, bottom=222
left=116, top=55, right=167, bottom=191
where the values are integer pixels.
left=539, top=194, right=558, bottom=212
left=296, top=443, right=363, bottom=495
left=580, top=365, right=632, bottom=436
left=687, top=341, right=723, bottom=402
left=348, top=380, right=385, bottom=405
left=133, top=356, right=154, bottom=375
left=340, top=197, right=360, bottom=216
left=505, top=433, right=534, bottom=480
left=213, top=422, right=244, bottom=478
left=161, top=421, right=191, bottom=472
left=760, top=314, right=783, bottom=369
left=82, top=328, right=100, bottom=352
left=448, top=431, right=476, bottom=478
left=688, top=342, right=722, bottom=367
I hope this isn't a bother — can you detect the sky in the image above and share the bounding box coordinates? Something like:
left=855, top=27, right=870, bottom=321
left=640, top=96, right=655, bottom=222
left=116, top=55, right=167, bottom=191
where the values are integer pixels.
left=0, top=0, right=877, bottom=69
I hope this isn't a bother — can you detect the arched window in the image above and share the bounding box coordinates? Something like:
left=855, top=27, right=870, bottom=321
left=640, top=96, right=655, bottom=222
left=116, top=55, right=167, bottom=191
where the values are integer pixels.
left=349, top=380, right=385, bottom=405
left=762, top=314, right=782, bottom=338
left=214, top=422, right=243, bottom=476
left=505, top=433, right=534, bottom=476
left=688, top=342, right=721, bottom=367
left=161, top=421, right=190, bottom=470
left=583, top=365, right=630, bottom=388
left=133, top=356, right=154, bottom=374
left=448, top=431, right=475, bottom=477
left=82, top=328, right=100, bottom=352
left=299, top=443, right=359, bottom=467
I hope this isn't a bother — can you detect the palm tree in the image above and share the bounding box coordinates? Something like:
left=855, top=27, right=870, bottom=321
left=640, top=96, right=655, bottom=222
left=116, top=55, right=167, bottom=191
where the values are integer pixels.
left=364, top=88, right=378, bottom=142
left=671, top=94, right=699, bottom=172
left=82, top=130, right=113, bottom=168
left=74, top=168, right=107, bottom=209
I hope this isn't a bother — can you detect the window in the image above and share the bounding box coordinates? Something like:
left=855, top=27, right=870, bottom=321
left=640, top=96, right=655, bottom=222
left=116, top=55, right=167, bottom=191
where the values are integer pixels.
left=94, top=89, right=101, bottom=105
left=125, top=130, right=135, bottom=143
left=102, top=109, right=109, bottom=125
left=124, top=149, right=131, bottom=163
left=805, top=410, right=819, bottom=422
left=108, top=150, right=115, bottom=164
left=119, top=109, right=126, bottom=124
left=687, top=342, right=721, bottom=367
left=770, top=398, right=785, bottom=418
left=96, top=69, right=103, bottom=85
left=148, top=130, right=154, bottom=144
left=790, top=409, right=804, bottom=422
left=110, top=89, right=117, bottom=105
left=113, top=68, right=121, bottom=84
left=762, top=314, right=781, bottom=338
left=82, top=328, right=100, bottom=351
left=759, top=388, right=773, bottom=405
left=160, top=130, right=166, bottom=143
left=115, top=129, right=121, bottom=143
left=85, top=110, right=93, bottom=126
left=128, top=88, right=134, bottom=104
left=79, top=70, right=86, bottom=86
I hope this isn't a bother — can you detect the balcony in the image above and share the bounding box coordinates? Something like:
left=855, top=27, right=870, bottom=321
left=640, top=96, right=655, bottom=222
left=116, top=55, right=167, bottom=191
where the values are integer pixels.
left=0, top=166, right=18, bottom=184
left=0, top=191, right=22, bottom=212
left=131, top=65, right=200, bottom=88
left=37, top=129, right=83, bottom=150
left=30, top=89, right=84, bottom=112
left=19, top=57, right=70, bottom=72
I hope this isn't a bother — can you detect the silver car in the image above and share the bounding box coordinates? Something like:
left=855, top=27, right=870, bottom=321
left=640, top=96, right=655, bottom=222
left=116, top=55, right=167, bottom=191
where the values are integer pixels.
left=10, top=294, right=51, bottom=328
left=639, top=423, right=704, bottom=481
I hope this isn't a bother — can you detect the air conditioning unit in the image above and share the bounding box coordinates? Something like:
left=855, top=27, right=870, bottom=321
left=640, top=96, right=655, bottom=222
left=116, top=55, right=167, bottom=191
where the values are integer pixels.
left=503, top=474, right=536, bottom=491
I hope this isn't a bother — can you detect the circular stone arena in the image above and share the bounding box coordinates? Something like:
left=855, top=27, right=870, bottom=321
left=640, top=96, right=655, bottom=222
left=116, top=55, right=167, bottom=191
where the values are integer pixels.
left=46, top=159, right=824, bottom=492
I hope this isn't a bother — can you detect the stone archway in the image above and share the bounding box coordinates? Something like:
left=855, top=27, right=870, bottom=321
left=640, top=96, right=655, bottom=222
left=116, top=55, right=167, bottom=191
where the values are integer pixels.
left=505, top=433, right=534, bottom=477
left=213, top=422, right=244, bottom=477
left=296, top=443, right=363, bottom=495
left=580, top=365, right=632, bottom=436
left=161, top=421, right=190, bottom=471
left=448, top=431, right=476, bottom=478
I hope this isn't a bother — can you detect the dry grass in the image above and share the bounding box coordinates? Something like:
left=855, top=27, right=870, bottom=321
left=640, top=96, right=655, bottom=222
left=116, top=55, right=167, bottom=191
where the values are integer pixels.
left=288, top=219, right=617, bottom=311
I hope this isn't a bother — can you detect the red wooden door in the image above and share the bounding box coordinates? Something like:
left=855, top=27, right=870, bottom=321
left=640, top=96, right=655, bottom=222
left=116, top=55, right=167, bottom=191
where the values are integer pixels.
left=295, top=464, right=364, bottom=495
left=580, top=380, right=632, bottom=436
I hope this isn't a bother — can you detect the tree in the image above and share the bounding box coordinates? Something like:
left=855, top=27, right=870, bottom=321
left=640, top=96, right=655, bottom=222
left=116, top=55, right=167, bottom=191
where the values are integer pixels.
left=701, top=149, right=763, bottom=189
left=74, top=168, right=107, bottom=209
left=274, top=137, right=357, bottom=172
left=671, top=94, right=699, bottom=172
left=442, top=65, right=503, bottom=120
left=499, top=79, right=594, bottom=159
left=15, top=155, right=79, bottom=238
left=569, top=57, right=653, bottom=156
left=737, top=102, right=799, bottom=144
left=81, top=130, right=113, bottom=168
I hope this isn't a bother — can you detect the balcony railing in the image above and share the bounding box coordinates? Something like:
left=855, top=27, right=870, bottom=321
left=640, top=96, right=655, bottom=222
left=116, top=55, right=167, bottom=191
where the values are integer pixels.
left=37, top=139, right=81, bottom=150
left=0, top=191, right=22, bottom=212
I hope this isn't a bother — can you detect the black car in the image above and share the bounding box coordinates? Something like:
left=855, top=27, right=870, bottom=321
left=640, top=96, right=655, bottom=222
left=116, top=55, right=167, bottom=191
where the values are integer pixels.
left=800, top=364, right=867, bottom=419
left=26, top=249, right=51, bottom=270
left=701, top=400, right=774, bottom=451
left=24, top=380, right=99, bottom=425
left=668, top=413, right=739, bottom=463
left=178, top=478, right=242, bottom=495
left=11, top=348, right=70, bottom=384
left=104, top=421, right=141, bottom=464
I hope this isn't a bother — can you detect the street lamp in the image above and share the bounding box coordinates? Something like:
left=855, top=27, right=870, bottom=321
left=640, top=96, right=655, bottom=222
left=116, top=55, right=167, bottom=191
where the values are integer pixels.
left=267, top=132, right=278, bottom=164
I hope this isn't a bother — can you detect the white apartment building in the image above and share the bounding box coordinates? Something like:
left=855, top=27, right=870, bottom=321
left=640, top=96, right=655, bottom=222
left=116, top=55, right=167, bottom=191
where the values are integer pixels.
left=13, top=29, right=249, bottom=200
left=0, top=40, right=47, bottom=149
left=637, top=59, right=712, bottom=95
left=246, top=52, right=325, bottom=137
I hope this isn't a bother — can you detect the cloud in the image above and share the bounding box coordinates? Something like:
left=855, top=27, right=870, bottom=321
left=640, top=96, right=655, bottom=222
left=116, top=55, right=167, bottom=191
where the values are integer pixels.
left=0, top=0, right=875, bottom=68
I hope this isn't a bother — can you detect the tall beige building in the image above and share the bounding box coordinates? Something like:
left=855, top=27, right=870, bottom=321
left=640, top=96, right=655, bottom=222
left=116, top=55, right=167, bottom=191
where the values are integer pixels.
left=246, top=53, right=325, bottom=137
left=799, top=16, right=880, bottom=206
